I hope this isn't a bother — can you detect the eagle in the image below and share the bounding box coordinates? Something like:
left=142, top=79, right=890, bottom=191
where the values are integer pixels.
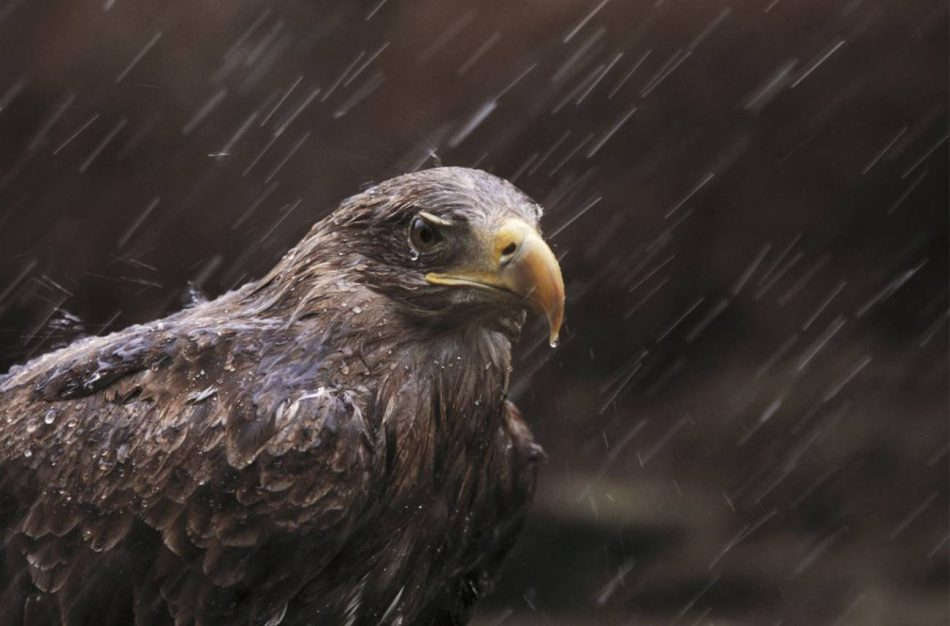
left=0, top=167, right=565, bottom=625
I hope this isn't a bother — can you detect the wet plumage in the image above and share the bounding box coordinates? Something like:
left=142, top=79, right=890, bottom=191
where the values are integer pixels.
left=0, top=167, right=564, bottom=625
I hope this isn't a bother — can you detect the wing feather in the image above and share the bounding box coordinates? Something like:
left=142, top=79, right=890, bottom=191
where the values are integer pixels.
left=0, top=310, right=377, bottom=625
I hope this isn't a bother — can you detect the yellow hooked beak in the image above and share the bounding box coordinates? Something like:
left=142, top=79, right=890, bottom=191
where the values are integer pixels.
left=425, top=218, right=565, bottom=346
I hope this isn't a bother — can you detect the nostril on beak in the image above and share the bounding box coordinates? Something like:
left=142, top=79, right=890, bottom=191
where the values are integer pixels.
left=500, top=242, right=518, bottom=264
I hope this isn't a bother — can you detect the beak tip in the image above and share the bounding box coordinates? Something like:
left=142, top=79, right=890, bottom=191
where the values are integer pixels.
left=547, top=312, right=563, bottom=348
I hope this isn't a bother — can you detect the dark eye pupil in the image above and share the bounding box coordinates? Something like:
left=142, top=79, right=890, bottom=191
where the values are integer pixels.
left=410, top=217, right=442, bottom=251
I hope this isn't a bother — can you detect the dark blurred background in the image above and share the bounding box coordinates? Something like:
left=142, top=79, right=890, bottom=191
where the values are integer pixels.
left=0, top=1, right=947, bottom=623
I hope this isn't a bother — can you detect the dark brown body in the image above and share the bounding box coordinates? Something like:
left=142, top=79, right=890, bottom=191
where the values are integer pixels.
left=0, top=168, right=550, bottom=625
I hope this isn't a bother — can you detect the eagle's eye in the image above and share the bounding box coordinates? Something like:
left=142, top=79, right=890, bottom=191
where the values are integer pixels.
left=409, top=216, right=443, bottom=253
